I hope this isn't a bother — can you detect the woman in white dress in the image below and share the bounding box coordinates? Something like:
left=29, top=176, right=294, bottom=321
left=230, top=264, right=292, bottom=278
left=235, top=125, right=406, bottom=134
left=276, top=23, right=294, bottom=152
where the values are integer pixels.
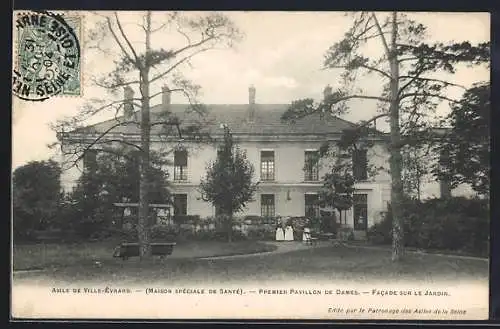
left=284, top=218, right=294, bottom=241
left=303, top=218, right=311, bottom=243
left=275, top=218, right=285, bottom=241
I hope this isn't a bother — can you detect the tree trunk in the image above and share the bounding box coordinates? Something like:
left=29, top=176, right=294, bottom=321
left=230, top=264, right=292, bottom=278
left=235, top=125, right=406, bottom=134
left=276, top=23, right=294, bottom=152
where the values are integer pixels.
left=138, top=12, right=152, bottom=259
left=227, top=211, right=233, bottom=243
left=388, top=11, right=405, bottom=262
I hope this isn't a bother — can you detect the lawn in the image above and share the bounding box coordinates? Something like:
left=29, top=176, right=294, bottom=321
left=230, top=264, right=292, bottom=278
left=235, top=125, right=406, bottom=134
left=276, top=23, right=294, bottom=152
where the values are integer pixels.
left=12, top=239, right=277, bottom=271
left=12, top=243, right=488, bottom=286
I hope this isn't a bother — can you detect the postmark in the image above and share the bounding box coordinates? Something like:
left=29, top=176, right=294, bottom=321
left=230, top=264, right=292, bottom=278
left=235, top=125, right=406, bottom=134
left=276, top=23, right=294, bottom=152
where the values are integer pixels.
left=12, top=11, right=81, bottom=101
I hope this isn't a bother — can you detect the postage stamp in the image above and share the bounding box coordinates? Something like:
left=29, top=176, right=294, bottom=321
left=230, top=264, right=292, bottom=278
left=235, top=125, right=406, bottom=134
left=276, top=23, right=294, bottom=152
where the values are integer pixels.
left=12, top=11, right=82, bottom=101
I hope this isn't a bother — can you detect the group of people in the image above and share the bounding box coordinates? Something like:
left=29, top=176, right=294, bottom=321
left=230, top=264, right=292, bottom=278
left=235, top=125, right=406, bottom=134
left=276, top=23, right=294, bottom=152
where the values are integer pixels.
left=274, top=216, right=311, bottom=242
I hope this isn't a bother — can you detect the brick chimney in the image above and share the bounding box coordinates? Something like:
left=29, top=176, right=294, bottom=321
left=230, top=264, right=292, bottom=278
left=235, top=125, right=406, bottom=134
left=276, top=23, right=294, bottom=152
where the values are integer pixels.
left=123, top=86, right=134, bottom=119
left=323, top=84, right=333, bottom=100
left=248, top=85, right=256, bottom=122
left=162, top=85, right=171, bottom=109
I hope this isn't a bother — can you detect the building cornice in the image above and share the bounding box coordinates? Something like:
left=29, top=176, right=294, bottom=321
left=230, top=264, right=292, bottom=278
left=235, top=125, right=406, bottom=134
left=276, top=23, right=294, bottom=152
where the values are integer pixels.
left=60, top=132, right=389, bottom=144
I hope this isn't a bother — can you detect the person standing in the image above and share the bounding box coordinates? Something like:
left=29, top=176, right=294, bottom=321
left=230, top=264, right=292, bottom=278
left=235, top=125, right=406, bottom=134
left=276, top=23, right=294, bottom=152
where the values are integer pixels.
left=275, top=217, right=285, bottom=241
left=284, top=217, right=294, bottom=241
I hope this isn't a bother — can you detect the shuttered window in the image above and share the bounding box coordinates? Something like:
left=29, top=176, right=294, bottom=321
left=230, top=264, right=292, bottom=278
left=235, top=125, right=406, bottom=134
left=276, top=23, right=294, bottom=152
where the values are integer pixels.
left=352, top=149, right=368, bottom=181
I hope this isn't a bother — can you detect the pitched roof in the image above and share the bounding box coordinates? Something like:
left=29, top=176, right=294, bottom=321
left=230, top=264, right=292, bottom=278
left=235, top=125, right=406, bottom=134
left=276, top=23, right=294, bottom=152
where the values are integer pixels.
left=73, top=103, right=381, bottom=137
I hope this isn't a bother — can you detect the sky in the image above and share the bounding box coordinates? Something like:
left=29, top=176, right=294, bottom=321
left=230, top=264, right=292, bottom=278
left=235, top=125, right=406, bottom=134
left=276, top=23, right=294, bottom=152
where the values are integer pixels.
left=12, top=11, right=490, bottom=169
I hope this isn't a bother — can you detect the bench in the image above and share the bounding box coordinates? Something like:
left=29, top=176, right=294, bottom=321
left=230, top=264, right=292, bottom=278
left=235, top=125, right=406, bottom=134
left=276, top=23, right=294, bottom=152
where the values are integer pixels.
left=113, top=242, right=176, bottom=260
left=304, top=232, right=337, bottom=246
left=303, top=229, right=319, bottom=246
left=319, top=232, right=336, bottom=241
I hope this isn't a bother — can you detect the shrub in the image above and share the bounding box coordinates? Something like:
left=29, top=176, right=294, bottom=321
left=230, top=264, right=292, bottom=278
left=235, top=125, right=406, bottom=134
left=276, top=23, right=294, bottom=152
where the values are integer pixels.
left=173, top=215, right=201, bottom=224
left=338, top=227, right=354, bottom=241
left=367, top=197, right=489, bottom=256
left=244, top=215, right=262, bottom=224
left=150, top=224, right=178, bottom=241
left=119, top=226, right=138, bottom=242
left=319, top=216, right=339, bottom=234
left=247, top=226, right=275, bottom=241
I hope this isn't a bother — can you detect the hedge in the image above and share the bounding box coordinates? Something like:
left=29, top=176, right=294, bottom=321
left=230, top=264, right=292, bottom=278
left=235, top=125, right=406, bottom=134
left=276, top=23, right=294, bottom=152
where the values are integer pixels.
left=367, top=197, right=489, bottom=257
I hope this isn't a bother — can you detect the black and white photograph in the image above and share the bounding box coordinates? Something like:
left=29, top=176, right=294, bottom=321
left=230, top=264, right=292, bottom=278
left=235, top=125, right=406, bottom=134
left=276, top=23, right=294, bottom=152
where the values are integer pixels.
left=11, top=11, right=490, bottom=320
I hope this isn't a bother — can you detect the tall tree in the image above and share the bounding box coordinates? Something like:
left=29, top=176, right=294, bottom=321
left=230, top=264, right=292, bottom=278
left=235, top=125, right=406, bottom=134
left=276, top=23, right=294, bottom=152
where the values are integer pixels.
left=52, top=11, right=241, bottom=258
left=315, top=133, right=376, bottom=221
left=401, top=146, right=430, bottom=200
left=13, top=160, right=62, bottom=240
left=282, top=12, right=489, bottom=261
left=199, top=125, right=258, bottom=242
left=435, top=82, right=490, bottom=196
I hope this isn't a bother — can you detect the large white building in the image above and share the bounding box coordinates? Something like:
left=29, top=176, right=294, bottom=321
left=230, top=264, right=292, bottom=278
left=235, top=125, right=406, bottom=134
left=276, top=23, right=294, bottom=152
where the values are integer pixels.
left=59, top=85, right=472, bottom=236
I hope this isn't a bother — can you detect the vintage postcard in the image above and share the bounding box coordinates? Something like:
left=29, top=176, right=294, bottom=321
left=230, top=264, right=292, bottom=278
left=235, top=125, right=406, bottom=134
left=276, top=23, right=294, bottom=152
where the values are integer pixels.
left=11, top=11, right=490, bottom=320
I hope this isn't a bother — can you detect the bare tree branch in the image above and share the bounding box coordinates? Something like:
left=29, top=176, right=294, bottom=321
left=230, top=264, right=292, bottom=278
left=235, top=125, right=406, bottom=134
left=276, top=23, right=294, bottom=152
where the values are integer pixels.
left=149, top=47, right=213, bottom=85
left=399, top=92, right=461, bottom=103
left=329, top=63, right=391, bottom=79
left=328, top=94, right=391, bottom=104
left=397, top=64, right=426, bottom=96
left=176, top=23, right=192, bottom=45
left=114, top=12, right=141, bottom=67
left=105, top=16, right=135, bottom=64
left=172, top=35, right=217, bottom=57
left=399, top=75, right=467, bottom=89
left=93, top=139, right=144, bottom=151
left=372, top=13, right=391, bottom=58
left=92, top=76, right=140, bottom=89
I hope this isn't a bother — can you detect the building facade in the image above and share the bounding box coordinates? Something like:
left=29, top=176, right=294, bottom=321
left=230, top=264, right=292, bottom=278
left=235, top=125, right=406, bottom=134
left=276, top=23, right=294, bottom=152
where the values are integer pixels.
left=59, top=85, right=470, bottom=235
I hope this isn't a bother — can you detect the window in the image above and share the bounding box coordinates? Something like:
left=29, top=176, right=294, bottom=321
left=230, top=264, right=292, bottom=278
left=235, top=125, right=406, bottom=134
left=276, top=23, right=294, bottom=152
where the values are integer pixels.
left=174, top=150, right=188, bottom=181
left=304, top=150, right=319, bottom=181
left=173, top=194, right=187, bottom=216
left=352, top=149, right=368, bottom=181
left=260, top=151, right=275, bottom=181
left=353, top=194, right=368, bottom=230
left=305, top=194, right=320, bottom=218
left=83, top=149, right=97, bottom=172
left=261, top=194, right=275, bottom=218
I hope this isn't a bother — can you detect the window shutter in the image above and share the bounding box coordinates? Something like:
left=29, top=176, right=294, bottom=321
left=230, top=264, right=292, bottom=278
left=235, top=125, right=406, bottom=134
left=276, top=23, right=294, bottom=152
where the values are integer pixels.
left=83, top=149, right=98, bottom=171
left=352, top=149, right=368, bottom=180
left=174, top=150, right=188, bottom=166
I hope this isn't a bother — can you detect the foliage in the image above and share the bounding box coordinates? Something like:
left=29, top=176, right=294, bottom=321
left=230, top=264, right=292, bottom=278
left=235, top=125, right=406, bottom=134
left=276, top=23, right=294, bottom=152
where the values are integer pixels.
left=337, top=227, right=355, bottom=241
left=199, top=126, right=258, bottom=242
left=317, top=153, right=356, bottom=212
left=67, top=148, right=170, bottom=238
left=401, top=146, right=429, bottom=200
left=13, top=160, right=62, bottom=240
left=149, top=224, right=179, bottom=241
left=51, top=11, right=242, bottom=257
left=281, top=11, right=489, bottom=261
left=434, top=82, right=490, bottom=196
left=173, top=215, right=201, bottom=224
left=367, top=197, right=489, bottom=256
left=247, top=226, right=276, bottom=241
